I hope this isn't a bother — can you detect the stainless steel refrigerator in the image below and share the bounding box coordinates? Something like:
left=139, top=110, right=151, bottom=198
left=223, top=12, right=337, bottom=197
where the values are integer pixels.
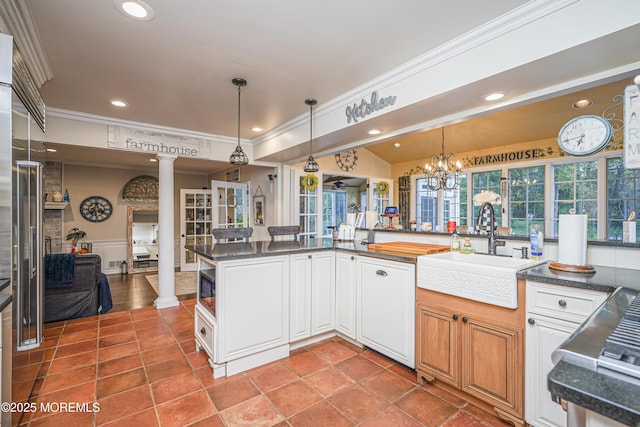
left=0, top=33, right=46, bottom=426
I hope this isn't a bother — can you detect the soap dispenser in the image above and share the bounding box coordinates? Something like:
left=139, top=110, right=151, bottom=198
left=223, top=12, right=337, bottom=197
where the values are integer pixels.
left=450, top=230, right=461, bottom=252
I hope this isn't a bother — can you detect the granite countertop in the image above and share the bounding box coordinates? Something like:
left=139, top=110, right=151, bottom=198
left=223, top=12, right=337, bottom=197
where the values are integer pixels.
left=0, top=278, right=9, bottom=292
left=548, top=359, right=640, bottom=426
left=517, top=262, right=640, bottom=293
left=0, top=293, right=12, bottom=313
left=186, top=238, right=418, bottom=263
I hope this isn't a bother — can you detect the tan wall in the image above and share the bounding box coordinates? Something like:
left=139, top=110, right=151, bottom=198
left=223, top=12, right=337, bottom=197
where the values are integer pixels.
left=61, top=164, right=209, bottom=242
left=293, top=147, right=392, bottom=178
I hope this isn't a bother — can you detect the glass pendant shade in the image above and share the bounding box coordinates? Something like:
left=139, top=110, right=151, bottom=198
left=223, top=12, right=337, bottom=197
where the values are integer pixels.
left=425, top=127, right=463, bottom=191
left=303, top=99, right=319, bottom=173
left=229, top=78, right=249, bottom=166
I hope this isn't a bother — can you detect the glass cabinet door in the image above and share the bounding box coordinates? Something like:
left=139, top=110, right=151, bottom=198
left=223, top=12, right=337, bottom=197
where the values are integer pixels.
left=180, top=189, right=213, bottom=271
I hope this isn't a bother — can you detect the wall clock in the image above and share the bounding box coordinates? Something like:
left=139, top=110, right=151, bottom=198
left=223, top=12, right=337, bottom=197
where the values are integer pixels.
left=557, top=115, right=612, bottom=156
left=80, top=196, right=113, bottom=222
left=335, top=149, right=358, bottom=171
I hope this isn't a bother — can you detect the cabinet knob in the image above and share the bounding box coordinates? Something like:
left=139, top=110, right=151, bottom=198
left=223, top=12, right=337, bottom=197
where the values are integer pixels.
left=200, top=327, right=206, bottom=335
left=308, top=255, right=312, bottom=259
left=528, top=318, right=535, bottom=325
left=462, top=317, right=468, bottom=323
left=376, top=270, right=388, bottom=277
left=350, top=256, right=355, bottom=261
left=452, top=314, right=459, bottom=320
left=558, top=299, right=567, bottom=307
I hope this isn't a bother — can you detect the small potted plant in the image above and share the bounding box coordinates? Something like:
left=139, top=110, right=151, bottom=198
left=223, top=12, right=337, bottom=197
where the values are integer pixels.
left=66, top=228, right=86, bottom=253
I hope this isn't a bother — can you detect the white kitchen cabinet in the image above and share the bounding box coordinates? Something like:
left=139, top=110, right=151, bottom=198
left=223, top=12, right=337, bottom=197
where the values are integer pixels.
left=335, top=252, right=357, bottom=340
left=289, top=251, right=335, bottom=342
left=195, top=255, right=290, bottom=377
left=525, top=281, right=608, bottom=427
left=357, top=256, right=415, bottom=368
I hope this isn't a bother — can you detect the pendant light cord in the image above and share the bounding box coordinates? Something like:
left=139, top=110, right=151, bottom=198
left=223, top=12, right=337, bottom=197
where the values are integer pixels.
left=237, top=84, right=241, bottom=148
left=309, top=103, right=313, bottom=156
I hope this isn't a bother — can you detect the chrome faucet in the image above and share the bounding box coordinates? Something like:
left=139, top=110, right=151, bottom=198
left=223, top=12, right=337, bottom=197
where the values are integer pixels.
left=476, top=202, right=505, bottom=255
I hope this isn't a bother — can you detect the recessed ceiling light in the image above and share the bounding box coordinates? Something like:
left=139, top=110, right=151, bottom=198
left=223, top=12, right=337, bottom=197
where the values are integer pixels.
left=111, top=100, right=127, bottom=107
left=483, top=91, right=507, bottom=102
left=251, top=127, right=263, bottom=132
left=114, top=0, right=155, bottom=21
left=572, top=99, right=593, bottom=109
left=46, top=148, right=57, bottom=152
left=393, top=142, right=401, bottom=148
left=368, top=129, right=382, bottom=135
left=149, top=158, right=157, bottom=162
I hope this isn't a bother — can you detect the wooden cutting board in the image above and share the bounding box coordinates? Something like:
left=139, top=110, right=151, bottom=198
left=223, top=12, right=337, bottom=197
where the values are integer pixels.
left=368, top=241, right=450, bottom=256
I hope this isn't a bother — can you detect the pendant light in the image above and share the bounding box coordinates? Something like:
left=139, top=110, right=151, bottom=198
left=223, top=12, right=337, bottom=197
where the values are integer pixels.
left=229, top=78, right=249, bottom=166
left=303, top=99, right=319, bottom=173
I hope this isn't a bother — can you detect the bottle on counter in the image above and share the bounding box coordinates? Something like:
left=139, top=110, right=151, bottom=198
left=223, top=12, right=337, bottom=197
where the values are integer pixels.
left=63, top=189, right=69, bottom=202
left=450, top=230, right=461, bottom=252
left=530, top=224, right=544, bottom=260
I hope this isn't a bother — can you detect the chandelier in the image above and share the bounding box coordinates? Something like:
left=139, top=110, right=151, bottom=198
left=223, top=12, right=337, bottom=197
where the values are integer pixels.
left=424, top=127, right=463, bottom=191
left=229, top=78, right=249, bottom=166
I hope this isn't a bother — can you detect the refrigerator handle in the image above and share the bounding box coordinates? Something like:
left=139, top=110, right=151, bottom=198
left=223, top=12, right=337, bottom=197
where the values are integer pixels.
left=35, top=162, right=43, bottom=344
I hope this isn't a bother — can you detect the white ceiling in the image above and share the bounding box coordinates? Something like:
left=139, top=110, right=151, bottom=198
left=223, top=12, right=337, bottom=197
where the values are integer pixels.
left=6, top=1, right=640, bottom=173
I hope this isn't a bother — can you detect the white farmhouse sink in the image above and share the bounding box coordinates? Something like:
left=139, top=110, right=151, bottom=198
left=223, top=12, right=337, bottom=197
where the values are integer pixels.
left=417, top=252, right=544, bottom=309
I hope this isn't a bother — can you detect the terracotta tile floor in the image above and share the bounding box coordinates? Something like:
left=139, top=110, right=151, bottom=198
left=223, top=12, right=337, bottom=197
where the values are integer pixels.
left=20, top=300, right=512, bottom=426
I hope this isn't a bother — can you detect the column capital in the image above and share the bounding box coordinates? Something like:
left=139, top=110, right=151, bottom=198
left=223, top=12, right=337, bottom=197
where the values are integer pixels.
left=156, top=154, right=178, bottom=161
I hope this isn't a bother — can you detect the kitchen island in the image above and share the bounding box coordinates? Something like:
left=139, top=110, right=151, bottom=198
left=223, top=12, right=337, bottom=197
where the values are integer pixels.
left=186, top=237, right=448, bottom=378
left=517, top=263, right=640, bottom=427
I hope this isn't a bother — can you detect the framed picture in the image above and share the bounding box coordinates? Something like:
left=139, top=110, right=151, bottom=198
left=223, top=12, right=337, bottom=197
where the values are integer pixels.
left=253, top=195, right=265, bottom=225
left=225, top=168, right=240, bottom=182
left=355, top=212, right=365, bottom=228
left=79, top=242, right=93, bottom=253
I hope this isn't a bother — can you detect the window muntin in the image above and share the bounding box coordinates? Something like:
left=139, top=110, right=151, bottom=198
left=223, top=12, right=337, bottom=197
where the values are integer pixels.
left=607, top=157, right=639, bottom=241
left=472, top=170, right=502, bottom=227
left=552, top=160, right=598, bottom=239
left=509, top=166, right=544, bottom=236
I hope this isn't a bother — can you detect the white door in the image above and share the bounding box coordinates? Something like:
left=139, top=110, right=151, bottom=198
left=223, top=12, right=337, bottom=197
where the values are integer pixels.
left=211, top=180, right=250, bottom=229
left=180, top=189, right=213, bottom=271
left=291, top=169, right=321, bottom=238
left=369, top=177, right=394, bottom=228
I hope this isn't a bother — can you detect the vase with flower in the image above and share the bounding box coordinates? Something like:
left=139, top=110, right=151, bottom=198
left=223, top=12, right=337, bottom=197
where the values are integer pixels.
left=66, top=228, right=86, bottom=253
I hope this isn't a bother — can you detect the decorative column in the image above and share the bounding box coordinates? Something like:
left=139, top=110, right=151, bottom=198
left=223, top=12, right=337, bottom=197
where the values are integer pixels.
left=155, top=154, right=179, bottom=309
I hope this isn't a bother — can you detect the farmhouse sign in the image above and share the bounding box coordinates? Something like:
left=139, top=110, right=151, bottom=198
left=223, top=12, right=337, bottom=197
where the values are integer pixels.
left=108, top=126, right=211, bottom=159
left=471, top=148, right=541, bottom=166
left=345, top=91, right=397, bottom=124
left=624, top=83, right=640, bottom=169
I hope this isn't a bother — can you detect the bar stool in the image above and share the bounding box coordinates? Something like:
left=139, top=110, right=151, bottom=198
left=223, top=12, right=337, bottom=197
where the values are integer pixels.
left=267, top=225, right=301, bottom=241
left=212, top=227, right=253, bottom=243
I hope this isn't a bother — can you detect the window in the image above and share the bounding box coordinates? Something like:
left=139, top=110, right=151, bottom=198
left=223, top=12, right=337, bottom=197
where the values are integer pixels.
left=607, top=157, right=640, bottom=241
left=509, top=166, right=544, bottom=236
left=472, top=170, right=502, bottom=227
left=299, top=175, right=319, bottom=238
left=322, top=190, right=347, bottom=237
left=552, top=160, right=598, bottom=238
left=414, top=175, right=467, bottom=230
left=415, top=178, right=437, bottom=226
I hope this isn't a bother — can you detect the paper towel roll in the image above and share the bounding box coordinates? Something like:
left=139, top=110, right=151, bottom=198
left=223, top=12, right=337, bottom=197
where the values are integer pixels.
left=558, top=214, right=587, bottom=266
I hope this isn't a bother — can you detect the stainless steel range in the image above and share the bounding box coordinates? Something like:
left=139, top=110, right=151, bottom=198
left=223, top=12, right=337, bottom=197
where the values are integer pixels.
left=550, top=287, right=640, bottom=426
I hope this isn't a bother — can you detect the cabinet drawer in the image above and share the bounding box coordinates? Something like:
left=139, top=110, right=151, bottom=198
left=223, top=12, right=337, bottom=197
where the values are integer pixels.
left=526, top=281, right=608, bottom=322
left=195, top=305, right=216, bottom=358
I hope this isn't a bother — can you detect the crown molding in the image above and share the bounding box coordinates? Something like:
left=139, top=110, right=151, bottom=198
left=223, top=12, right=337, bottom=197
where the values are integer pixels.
left=0, top=0, right=53, bottom=87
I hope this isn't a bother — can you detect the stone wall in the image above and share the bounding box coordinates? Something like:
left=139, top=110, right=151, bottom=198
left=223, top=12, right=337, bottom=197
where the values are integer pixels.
left=44, top=161, right=63, bottom=253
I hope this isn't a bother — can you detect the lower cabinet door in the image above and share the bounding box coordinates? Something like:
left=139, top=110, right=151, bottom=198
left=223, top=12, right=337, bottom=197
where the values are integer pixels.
left=416, top=303, right=459, bottom=387
left=526, top=315, right=577, bottom=427
left=335, top=253, right=357, bottom=339
left=357, top=257, right=415, bottom=368
left=462, top=316, right=522, bottom=418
